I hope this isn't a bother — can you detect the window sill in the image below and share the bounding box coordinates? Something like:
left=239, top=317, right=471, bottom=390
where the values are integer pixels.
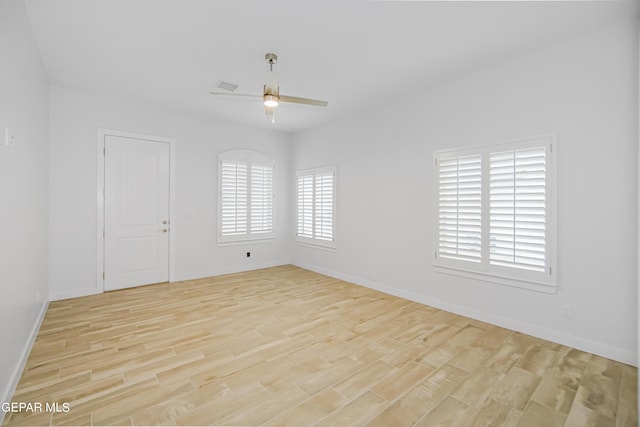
left=295, top=239, right=336, bottom=252
left=434, top=263, right=557, bottom=294
left=218, top=237, right=276, bottom=247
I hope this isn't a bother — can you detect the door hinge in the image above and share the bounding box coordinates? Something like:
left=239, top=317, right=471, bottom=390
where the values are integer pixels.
left=102, top=272, right=105, bottom=279
left=103, top=230, right=105, bottom=239
left=103, top=147, right=106, bottom=155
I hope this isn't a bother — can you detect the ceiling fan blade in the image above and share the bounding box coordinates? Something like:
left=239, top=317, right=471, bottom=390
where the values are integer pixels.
left=279, top=95, right=328, bottom=107
left=209, top=91, right=262, bottom=99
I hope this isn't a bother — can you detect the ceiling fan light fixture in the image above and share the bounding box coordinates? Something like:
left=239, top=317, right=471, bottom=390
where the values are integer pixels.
left=263, top=94, right=279, bottom=107
left=265, top=105, right=276, bottom=123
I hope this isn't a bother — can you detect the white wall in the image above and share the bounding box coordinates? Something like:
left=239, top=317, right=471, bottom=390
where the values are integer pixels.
left=292, top=20, right=639, bottom=364
left=637, top=13, right=640, bottom=400
left=0, top=0, right=50, bottom=411
left=48, top=86, right=292, bottom=300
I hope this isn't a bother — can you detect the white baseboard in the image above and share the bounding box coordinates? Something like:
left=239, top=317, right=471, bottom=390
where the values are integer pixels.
left=174, top=260, right=293, bottom=283
left=50, top=260, right=293, bottom=301
left=0, top=300, right=49, bottom=425
left=293, top=261, right=637, bottom=366
left=50, top=286, right=102, bottom=301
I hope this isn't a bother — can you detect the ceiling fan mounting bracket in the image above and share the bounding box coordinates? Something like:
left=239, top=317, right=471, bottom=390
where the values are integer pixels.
left=265, top=53, right=278, bottom=65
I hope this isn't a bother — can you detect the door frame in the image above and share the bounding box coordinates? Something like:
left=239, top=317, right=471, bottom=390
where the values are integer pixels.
left=96, top=128, right=176, bottom=292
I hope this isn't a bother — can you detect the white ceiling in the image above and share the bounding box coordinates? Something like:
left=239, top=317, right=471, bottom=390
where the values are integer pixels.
left=25, top=0, right=638, bottom=134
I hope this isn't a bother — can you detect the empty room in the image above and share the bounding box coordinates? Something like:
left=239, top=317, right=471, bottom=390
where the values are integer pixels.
left=1, top=0, right=638, bottom=426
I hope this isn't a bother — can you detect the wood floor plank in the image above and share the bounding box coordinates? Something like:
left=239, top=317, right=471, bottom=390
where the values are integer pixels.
left=616, top=365, right=638, bottom=427
left=450, top=367, right=502, bottom=407
left=448, top=346, right=492, bottom=373
left=549, top=346, right=591, bottom=391
left=224, top=355, right=295, bottom=392
left=32, top=374, right=125, bottom=411
left=587, top=354, right=624, bottom=382
left=130, top=380, right=231, bottom=425
left=370, top=360, right=435, bottom=401
left=516, top=401, right=566, bottom=427
left=416, top=341, right=462, bottom=369
left=296, top=355, right=364, bottom=397
left=49, top=378, right=160, bottom=425
left=91, top=379, right=194, bottom=426
left=366, top=364, right=468, bottom=427
left=2, top=265, right=636, bottom=427
left=574, top=373, right=619, bottom=419
left=314, top=391, right=388, bottom=427
left=531, top=375, right=577, bottom=415
left=51, top=412, right=91, bottom=426
left=492, top=366, right=542, bottom=411
left=565, top=402, right=616, bottom=427
left=334, top=360, right=398, bottom=400
left=471, top=325, right=512, bottom=350
left=121, top=350, right=205, bottom=384
left=11, top=372, right=91, bottom=402
left=484, top=343, right=526, bottom=374
left=516, top=344, right=559, bottom=376
left=219, top=379, right=308, bottom=426
left=454, top=398, right=516, bottom=427
left=267, top=387, right=347, bottom=427
left=414, top=395, right=470, bottom=427
left=3, top=408, right=52, bottom=427
left=174, top=382, right=269, bottom=426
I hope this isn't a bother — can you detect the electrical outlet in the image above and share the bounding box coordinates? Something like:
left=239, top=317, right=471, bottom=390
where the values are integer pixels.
left=5, top=128, right=14, bottom=148
left=562, top=305, right=572, bottom=318
left=246, top=251, right=251, bottom=258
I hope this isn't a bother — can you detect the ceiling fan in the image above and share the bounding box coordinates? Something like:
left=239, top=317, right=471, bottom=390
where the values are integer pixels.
left=210, top=53, right=328, bottom=123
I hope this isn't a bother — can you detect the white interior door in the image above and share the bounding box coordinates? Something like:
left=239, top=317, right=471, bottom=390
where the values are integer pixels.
left=104, top=135, right=170, bottom=291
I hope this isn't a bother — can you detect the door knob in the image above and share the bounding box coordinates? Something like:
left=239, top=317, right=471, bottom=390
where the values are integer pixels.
left=160, top=228, right=168, bottom=233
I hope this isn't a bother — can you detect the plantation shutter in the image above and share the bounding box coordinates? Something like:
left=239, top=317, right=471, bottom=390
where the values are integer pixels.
left=296, top=167, right=336, bottom=247
left=220, top=160, right=248, bottom=236
left=434, top=135, right=555, bottom=292
left=489, top=147, right=546, bottom=272
left=219, top=150, right=275, bottom=243
left=297, top=174, right=314, bottom=238
left=437, top=154, right=482, bottom=262
left=314, top=171, right=334, bottom=241
left=250, top=164, right=274, bottom=234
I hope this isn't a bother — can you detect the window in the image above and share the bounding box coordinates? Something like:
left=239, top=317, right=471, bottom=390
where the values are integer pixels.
left=437, top=154, right=482, bottom=263
left=296, top=167, right=336, bottom=248
left=218, top=150, right=274, bottom=243
left=434, top=134, right=556, bottom=293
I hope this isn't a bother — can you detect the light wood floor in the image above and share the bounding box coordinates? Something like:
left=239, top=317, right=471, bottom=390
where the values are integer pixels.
left=3, top=265, right=637, bottom=426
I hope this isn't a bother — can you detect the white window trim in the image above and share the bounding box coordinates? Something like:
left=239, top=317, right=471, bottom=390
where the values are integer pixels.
left=218, top=150, right=275, bottom=245
left=296, top=166, right=337, bottom=249
left=433, top=133, right=558, bottom=293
